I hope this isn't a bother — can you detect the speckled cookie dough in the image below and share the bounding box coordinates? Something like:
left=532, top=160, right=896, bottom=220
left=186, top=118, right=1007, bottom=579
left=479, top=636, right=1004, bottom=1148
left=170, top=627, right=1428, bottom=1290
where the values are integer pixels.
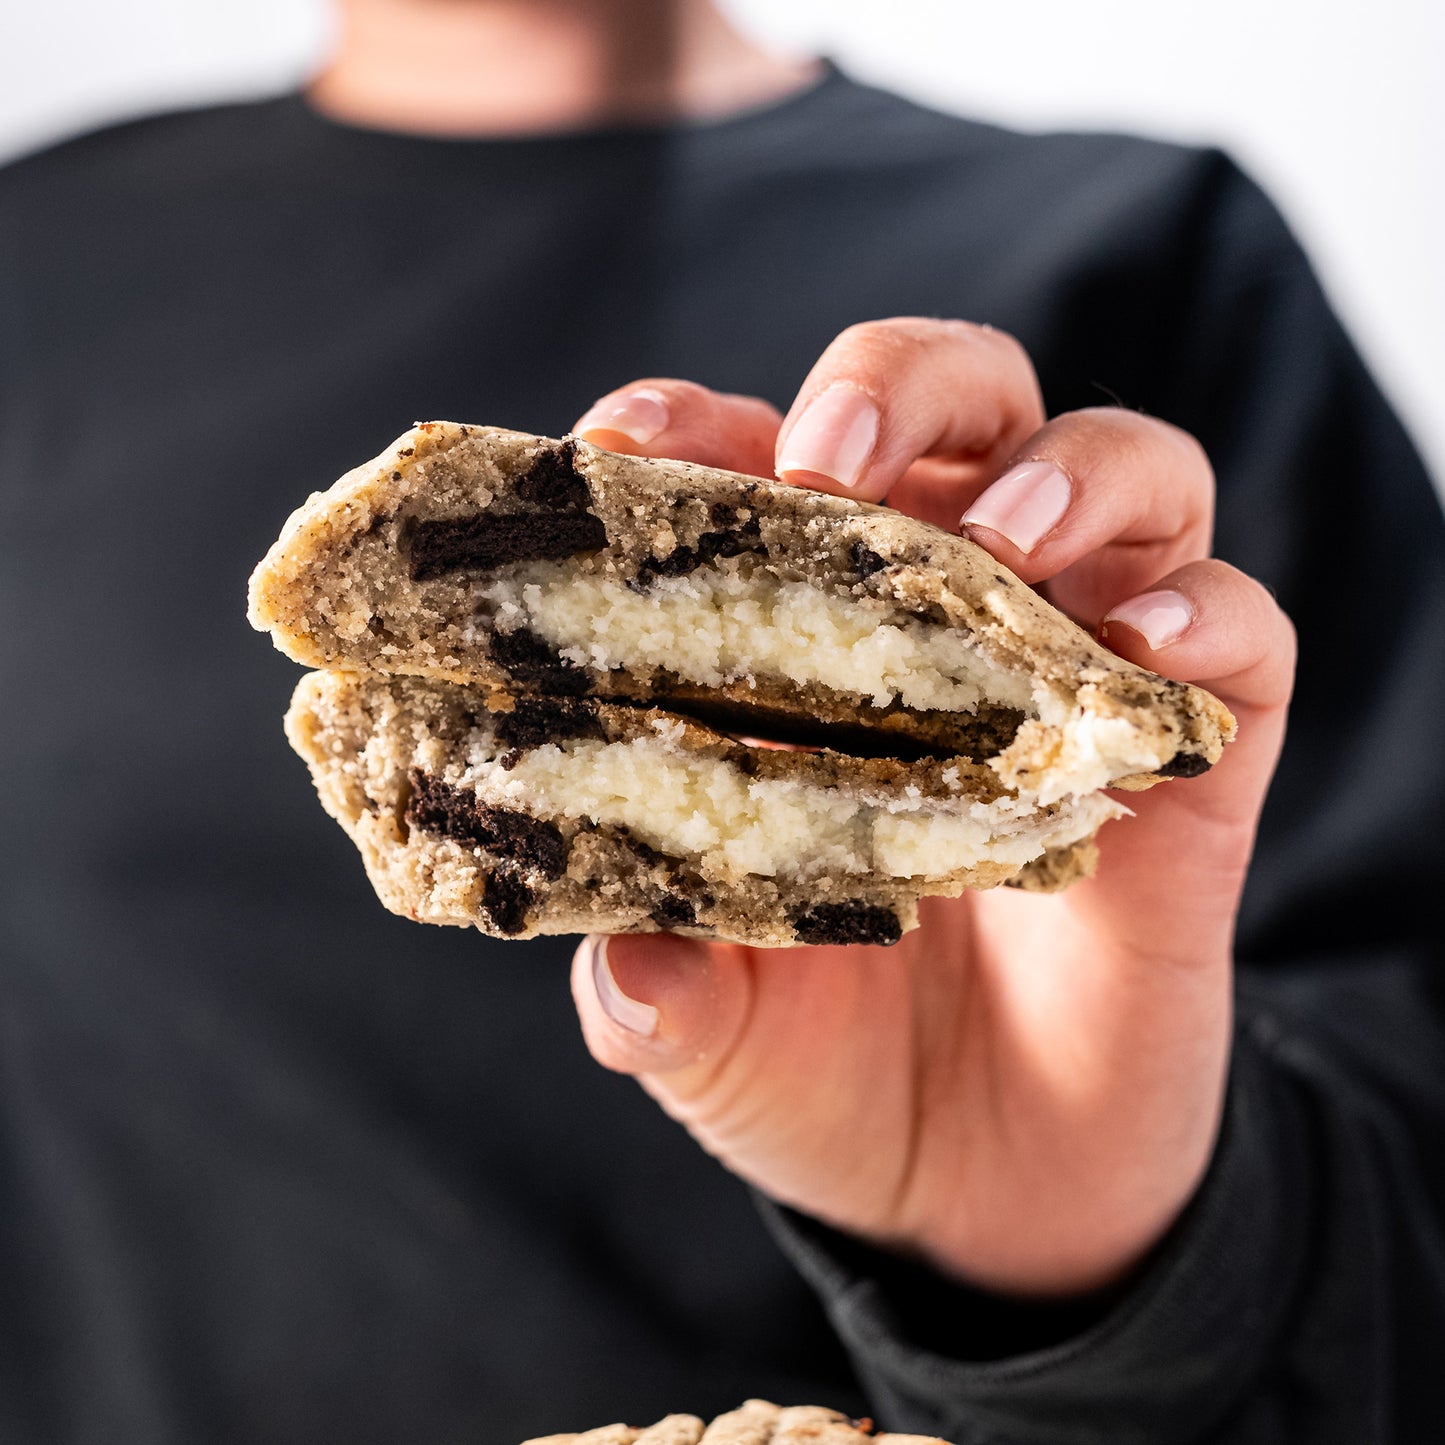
left=285, top=671, right=1115, bottom=946
left=250, top=423, right=1234, bottom=944
left=520, top=1398, right=951, bottom=1445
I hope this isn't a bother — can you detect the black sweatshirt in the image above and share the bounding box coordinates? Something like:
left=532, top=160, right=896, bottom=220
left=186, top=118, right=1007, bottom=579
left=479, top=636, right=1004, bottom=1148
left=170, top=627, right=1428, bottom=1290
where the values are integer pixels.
left=1, top=65, right=1442, bottom=1445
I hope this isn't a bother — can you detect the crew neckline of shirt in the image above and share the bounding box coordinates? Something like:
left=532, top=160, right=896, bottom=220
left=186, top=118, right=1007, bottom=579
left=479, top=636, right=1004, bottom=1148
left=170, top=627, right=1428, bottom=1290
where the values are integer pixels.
left=285, top=57, right=845, bottom=152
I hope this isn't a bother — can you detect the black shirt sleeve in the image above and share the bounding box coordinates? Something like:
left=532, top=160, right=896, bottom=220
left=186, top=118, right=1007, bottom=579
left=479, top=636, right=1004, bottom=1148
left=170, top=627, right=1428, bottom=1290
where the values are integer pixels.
left=763, top=157, right=1445, bottom=1443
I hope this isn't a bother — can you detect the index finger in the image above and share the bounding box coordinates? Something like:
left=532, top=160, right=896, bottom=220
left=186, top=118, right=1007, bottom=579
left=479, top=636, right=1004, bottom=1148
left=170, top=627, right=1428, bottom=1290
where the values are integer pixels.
left=573, top=379, right=783, bottom=478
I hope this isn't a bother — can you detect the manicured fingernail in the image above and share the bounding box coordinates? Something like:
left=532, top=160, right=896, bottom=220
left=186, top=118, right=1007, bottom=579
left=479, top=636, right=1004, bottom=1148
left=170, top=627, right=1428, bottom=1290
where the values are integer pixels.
left=589, top=935, right=659, bottom=1037
left=574, top=388, right=670, bottom=445
left=1103, top=590, right=1194, bottom=649
left=776, top=385, right=879, bottom=489
left=961, top=460, right=1071, bottom=553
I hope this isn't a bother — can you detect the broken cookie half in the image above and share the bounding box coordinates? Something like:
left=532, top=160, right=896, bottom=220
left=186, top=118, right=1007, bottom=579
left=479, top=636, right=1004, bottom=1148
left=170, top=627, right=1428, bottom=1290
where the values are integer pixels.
left=285, top=670, right=1121, bottom=946
left=249, top=422, right=1234, bottom=945
left=521, top=1398, right=948, bottom=1445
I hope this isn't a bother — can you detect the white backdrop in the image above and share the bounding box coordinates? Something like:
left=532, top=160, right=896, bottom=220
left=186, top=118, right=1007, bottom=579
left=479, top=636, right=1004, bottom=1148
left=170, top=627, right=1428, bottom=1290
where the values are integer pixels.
left=3, top=0, right=1441, bottom=489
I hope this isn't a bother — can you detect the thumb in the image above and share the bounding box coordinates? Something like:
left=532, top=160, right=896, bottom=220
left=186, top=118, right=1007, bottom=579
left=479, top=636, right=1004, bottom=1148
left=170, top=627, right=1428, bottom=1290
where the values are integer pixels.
left=570, top=934, right=752, bottom=1095
left=573, top=933, right=928, bottom=1240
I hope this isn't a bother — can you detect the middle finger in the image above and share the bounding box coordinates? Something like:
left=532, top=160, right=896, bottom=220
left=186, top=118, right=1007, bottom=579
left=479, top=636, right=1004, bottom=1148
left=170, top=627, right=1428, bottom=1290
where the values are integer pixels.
left=961, top=407, right=1216, bottom=625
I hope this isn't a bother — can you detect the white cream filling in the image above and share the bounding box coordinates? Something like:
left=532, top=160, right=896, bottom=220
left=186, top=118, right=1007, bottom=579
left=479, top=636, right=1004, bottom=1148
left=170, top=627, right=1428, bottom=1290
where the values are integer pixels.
left=1003, top=703, right=1172, bottom=806
left=477, top=562, right=1034, bottom=715
left=471, top=562, right=1172, bottom=806
left=459, top=722, right=1122, bottom=885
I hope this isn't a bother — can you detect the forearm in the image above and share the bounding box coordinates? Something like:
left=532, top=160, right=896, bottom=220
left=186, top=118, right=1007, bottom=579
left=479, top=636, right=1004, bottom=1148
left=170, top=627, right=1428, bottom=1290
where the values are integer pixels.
left=768, top=967, right=1445, bottom=1442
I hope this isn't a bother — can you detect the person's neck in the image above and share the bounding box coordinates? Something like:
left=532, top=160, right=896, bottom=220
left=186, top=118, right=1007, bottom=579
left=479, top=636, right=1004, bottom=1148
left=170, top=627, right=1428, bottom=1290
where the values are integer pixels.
left=308, top=0, right=821, bottom=137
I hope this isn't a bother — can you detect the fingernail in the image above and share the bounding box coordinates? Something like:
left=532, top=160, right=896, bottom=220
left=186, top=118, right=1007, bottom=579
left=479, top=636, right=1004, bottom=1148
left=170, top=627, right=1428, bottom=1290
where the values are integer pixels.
left=776, top=385, right=879, bottom=489
left=589, top=935, right=659, bottom=1037
left=961, top=460, right=1071, bottom=553
left=574, top=388, right=670, bottom=446
left=1103, top=590, right=1194, bottom=649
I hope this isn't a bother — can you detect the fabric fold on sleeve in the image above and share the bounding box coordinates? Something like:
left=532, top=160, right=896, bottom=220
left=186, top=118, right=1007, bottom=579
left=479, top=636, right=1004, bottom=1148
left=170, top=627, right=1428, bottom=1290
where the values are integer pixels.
left=761, top=1025, right=1320, bottom=1445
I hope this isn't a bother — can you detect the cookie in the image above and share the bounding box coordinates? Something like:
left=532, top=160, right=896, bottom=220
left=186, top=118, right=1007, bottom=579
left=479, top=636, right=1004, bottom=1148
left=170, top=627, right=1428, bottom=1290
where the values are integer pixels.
left=248, top=423, right=1235, bottom=807
left=284, top=671, right=1118, bottom=946
left=249, top=423, right=1235, bottom=943
left=521, top=1399, right=950, bottom=1445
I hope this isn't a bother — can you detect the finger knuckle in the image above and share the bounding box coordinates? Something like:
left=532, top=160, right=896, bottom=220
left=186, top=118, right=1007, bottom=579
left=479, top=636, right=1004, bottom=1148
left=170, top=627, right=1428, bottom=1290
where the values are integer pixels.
left=1246, top=569, right=1290, bottom=623
left=832, top=317, right=929, bottom=366
left=828, top=316, right=1036, bottom=392
left=627, top=377, right=712, bottom=411
left=1045, top=407, right=1153, bottom=474
left=1059, top=409, right=1214, bottom=486
left=1068, top=404, right=1154, bottom=442
left=1154, top=416, right=1215, bottom=487
left=966, top=320, right=1032, bottom=371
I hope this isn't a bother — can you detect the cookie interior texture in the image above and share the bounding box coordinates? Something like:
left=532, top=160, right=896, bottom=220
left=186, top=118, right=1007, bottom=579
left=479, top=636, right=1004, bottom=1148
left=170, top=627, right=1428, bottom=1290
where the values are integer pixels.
left=250, top=423, right=1235, bottom=945
left=521, top=1398, right=949, bottom=1445
left=249, top=424, right=1234, bottom=805
left=286, top=672, right=1116, bottom=946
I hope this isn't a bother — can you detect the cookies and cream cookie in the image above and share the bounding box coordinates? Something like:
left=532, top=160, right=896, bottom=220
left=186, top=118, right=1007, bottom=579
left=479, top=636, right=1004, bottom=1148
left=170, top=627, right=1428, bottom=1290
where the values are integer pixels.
left=249, top=423, right=1234, bottom=943
left=284, top=670, right=1119, bottom=946
left=521, top=1398, right=949, bottom=1445
left=248, top=423, right=1233, bottom=806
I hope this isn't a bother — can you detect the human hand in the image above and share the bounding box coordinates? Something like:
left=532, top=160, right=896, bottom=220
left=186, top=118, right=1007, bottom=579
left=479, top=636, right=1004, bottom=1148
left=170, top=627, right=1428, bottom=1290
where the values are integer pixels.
left=566, top=319, right=1295, bottom=1298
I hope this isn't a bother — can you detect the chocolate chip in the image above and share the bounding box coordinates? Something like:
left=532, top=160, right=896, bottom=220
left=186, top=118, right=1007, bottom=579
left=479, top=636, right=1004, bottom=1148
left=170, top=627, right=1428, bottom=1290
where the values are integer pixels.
left=632, top=515, right=764, bottom=589
left=488, top=629, right=591, bottom=696
left=514, top=440, right=593, bottom=511
left=494, top=696, right=605, bottom=759
left=481, top=871, right=538, bottom=935
left=406, top=509, right=606, bottom=580
left=1157, top=750, right=1213, bottom=778
left=649, top=894, right=697, bottom=929
left=850, top=542, right=888, bottom=578
left=793, top=901, right=902, bottom=947
left=405, top=769, right=568, bottom=878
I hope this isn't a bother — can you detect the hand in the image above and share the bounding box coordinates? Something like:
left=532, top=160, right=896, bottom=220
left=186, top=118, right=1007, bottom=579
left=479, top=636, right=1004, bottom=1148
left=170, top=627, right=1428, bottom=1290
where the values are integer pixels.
left=566, top=319, right=1295, bottom=1297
